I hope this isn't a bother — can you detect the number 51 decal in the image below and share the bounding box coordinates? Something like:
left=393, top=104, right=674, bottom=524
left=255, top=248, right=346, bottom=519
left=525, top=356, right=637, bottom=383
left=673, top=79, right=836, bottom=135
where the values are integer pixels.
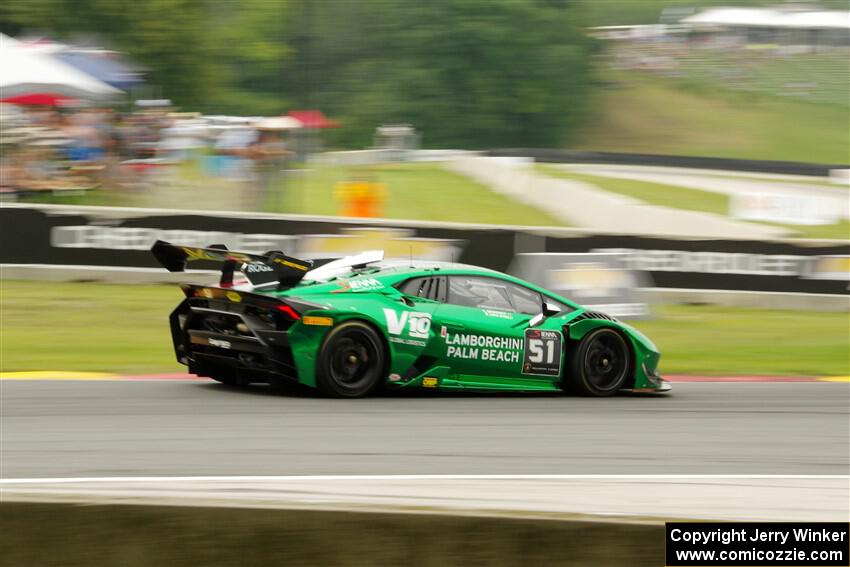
left=522, top=329, right=563, bottom=376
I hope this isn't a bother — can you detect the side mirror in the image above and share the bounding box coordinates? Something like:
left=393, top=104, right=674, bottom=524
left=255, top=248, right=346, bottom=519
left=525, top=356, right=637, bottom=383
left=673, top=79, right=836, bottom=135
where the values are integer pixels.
left=543, top=301, right=561, bottom=316
left=527, top=302, right=561, bottom=328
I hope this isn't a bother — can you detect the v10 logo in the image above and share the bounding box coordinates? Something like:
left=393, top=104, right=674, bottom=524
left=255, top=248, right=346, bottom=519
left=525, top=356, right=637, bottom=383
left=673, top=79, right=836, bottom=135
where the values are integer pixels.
left=383, top=309, right=432, bottom=339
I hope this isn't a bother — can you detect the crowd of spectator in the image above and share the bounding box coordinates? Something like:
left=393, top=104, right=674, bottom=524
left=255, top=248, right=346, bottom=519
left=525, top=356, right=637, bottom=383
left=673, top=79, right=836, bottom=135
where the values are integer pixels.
left=0, top=102, right=295, bottom=204
left=606, top=32, right=850, bottom=106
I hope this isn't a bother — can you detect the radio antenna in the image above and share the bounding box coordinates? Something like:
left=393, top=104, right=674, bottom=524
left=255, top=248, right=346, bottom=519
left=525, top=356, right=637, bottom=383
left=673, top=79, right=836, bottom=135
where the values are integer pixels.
left=409, top=245, right=413, bottom=267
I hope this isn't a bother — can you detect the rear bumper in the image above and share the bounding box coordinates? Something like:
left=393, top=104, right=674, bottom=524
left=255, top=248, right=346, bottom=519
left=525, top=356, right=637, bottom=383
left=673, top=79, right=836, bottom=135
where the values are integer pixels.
left=170, top=299, right=300, bottom=384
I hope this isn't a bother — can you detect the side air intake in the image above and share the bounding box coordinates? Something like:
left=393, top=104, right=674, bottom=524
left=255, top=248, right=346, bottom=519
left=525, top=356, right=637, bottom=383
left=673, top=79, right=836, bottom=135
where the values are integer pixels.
left=572, top=311, right=618, bottom=323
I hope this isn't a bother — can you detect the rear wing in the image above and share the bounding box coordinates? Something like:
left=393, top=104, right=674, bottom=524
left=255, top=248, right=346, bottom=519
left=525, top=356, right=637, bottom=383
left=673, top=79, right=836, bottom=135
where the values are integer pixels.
left=151, top=240, right=313, bottom=288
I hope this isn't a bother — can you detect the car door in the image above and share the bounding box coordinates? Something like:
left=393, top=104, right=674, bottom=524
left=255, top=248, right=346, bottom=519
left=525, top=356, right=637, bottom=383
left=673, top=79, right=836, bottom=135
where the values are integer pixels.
left=434, top=274, right=554, bottom=386
left=385, top=275, right=443, bottom=345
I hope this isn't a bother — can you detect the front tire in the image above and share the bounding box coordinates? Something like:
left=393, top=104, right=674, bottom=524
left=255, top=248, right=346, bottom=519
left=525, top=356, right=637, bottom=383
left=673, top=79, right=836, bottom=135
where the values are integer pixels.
left=567, top=328, right=631, bottom=397
left=316, top=321, right=387, bottom=398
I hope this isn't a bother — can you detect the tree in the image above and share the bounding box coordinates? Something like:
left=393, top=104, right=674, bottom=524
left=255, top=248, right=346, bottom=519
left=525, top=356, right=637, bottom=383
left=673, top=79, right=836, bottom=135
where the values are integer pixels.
left=0, top=0, right=291, bottom=113
left=2, top=0, right=595, bottom=148
left=280, top=0, right=594, bottom=148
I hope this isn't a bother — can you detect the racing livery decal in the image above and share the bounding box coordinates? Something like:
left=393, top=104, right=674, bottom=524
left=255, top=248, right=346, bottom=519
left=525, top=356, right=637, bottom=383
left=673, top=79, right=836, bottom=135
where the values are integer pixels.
left=522, top=329, right=563, bottom=376
left=332, top=277, right=385, bottom=293
left=383, top=309, right=431, bottom=346
left=445, top=332, right=522, bottom=363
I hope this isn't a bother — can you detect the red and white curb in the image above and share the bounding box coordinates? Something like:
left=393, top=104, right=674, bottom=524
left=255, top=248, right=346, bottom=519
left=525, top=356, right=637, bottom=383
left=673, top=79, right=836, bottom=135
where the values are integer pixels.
left=0, top=372, right=847, bottom=383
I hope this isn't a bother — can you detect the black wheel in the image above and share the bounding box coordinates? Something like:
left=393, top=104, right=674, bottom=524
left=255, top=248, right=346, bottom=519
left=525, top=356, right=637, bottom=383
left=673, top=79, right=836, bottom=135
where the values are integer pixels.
left=567, top=328, right=631, bottom=397
left=316, top=321, right=387, bottom=398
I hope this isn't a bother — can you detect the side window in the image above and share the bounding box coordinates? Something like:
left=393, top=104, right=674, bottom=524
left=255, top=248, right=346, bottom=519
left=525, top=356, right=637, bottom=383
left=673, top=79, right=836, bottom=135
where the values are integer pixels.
left=507, top=283, right=543, bottom=315
left=398, top=277, right=429, bottom=298
left=447, top=276, right=516, bottom=312
left=397, top=276, right=447, bottom=302
left=447, top=275, right=549, bottom=315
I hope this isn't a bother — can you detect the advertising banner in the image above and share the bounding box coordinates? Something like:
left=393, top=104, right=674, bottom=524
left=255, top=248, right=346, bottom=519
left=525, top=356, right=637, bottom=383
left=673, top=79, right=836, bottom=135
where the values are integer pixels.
left=1, top=205, right=847, bottom=295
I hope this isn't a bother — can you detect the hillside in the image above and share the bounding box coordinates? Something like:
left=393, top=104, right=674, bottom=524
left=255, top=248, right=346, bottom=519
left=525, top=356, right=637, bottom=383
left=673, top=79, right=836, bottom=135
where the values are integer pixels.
left=574, top=69, right=849, bottom=164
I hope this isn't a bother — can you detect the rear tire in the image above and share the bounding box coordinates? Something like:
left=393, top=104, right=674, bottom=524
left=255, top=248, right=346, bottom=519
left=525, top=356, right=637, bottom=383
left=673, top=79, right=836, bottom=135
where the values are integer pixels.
left=566, top=328, right=631, bottom=397
left=316, top=321, right=387, bottom=398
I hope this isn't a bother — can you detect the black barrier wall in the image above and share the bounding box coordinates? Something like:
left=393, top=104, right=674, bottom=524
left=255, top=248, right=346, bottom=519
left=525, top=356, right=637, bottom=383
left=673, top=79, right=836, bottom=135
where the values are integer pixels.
left=1, top=205, right=847, bottom=295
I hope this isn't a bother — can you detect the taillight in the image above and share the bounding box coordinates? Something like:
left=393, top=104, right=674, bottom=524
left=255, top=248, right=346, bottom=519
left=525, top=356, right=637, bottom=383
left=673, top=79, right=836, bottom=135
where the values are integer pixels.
left=275, top=304, right=301, bottom=321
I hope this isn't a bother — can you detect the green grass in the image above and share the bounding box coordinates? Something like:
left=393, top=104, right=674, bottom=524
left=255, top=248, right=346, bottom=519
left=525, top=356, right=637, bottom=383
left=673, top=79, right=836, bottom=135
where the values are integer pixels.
left=576, top=71, right=850, bottom=164
left=0, top=281, right=180, bottom=374
left=17, top=162, right=567, bottom=228
left=2, top=281, right=847, bottom=377
left=632, top=304, right=849, bottom=377
left=537, top=165, right=850, bottom=240
left=269, top=163, right=566, bottom=226
left=762, top=220, right=850, bottom=241
left=15, top=187, right=138, bottom=208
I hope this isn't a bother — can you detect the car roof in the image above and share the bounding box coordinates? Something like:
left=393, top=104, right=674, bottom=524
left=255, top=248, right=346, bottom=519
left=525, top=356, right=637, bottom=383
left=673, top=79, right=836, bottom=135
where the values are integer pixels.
left=369, top=259, right=500, bottom=275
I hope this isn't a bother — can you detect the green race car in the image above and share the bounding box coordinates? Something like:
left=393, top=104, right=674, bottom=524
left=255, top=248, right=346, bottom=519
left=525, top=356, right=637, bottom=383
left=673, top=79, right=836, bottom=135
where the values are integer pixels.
left=152, top=241, right=669, bottom=398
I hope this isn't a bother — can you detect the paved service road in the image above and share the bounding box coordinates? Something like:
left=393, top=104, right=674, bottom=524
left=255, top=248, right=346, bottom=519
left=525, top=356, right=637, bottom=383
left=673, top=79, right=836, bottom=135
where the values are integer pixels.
left=1, top=380, right=847, bottom=478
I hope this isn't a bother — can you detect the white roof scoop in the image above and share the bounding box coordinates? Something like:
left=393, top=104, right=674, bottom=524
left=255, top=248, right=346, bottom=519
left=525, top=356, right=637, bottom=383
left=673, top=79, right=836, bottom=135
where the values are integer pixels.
left=304, top=250, right=385, bottom=282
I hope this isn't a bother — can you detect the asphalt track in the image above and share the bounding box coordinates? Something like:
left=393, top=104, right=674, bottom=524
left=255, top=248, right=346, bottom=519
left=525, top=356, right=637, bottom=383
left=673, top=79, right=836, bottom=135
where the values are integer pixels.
left=2, top=379, right=848, bottom=478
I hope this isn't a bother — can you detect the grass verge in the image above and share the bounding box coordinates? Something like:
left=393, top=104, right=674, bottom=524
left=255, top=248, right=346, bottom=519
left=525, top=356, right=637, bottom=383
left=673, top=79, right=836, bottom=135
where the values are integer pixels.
left=1, top=281, right=179, bottom=374
left=268, top=162, right=566, bottom=226
left=632, top=304, right=849, bottom=377
left=1, top=281, right=846, bottom=377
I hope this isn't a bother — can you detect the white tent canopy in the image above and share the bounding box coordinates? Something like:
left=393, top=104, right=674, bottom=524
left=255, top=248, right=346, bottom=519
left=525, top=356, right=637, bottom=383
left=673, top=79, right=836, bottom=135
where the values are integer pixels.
left=785, top=11, right=850, bottom=30
left=683, top=8, right=850, bottom=30
left=0, top=33, right=121, bottom=100
left=253, top=116, right=302, bottom=130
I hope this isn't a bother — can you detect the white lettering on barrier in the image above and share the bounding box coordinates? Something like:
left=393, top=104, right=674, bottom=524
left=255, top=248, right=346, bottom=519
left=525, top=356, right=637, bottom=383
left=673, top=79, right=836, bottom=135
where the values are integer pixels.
left=50, top=226, right=295, bottom=253
left=595, top=248, right=807, bottom=277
